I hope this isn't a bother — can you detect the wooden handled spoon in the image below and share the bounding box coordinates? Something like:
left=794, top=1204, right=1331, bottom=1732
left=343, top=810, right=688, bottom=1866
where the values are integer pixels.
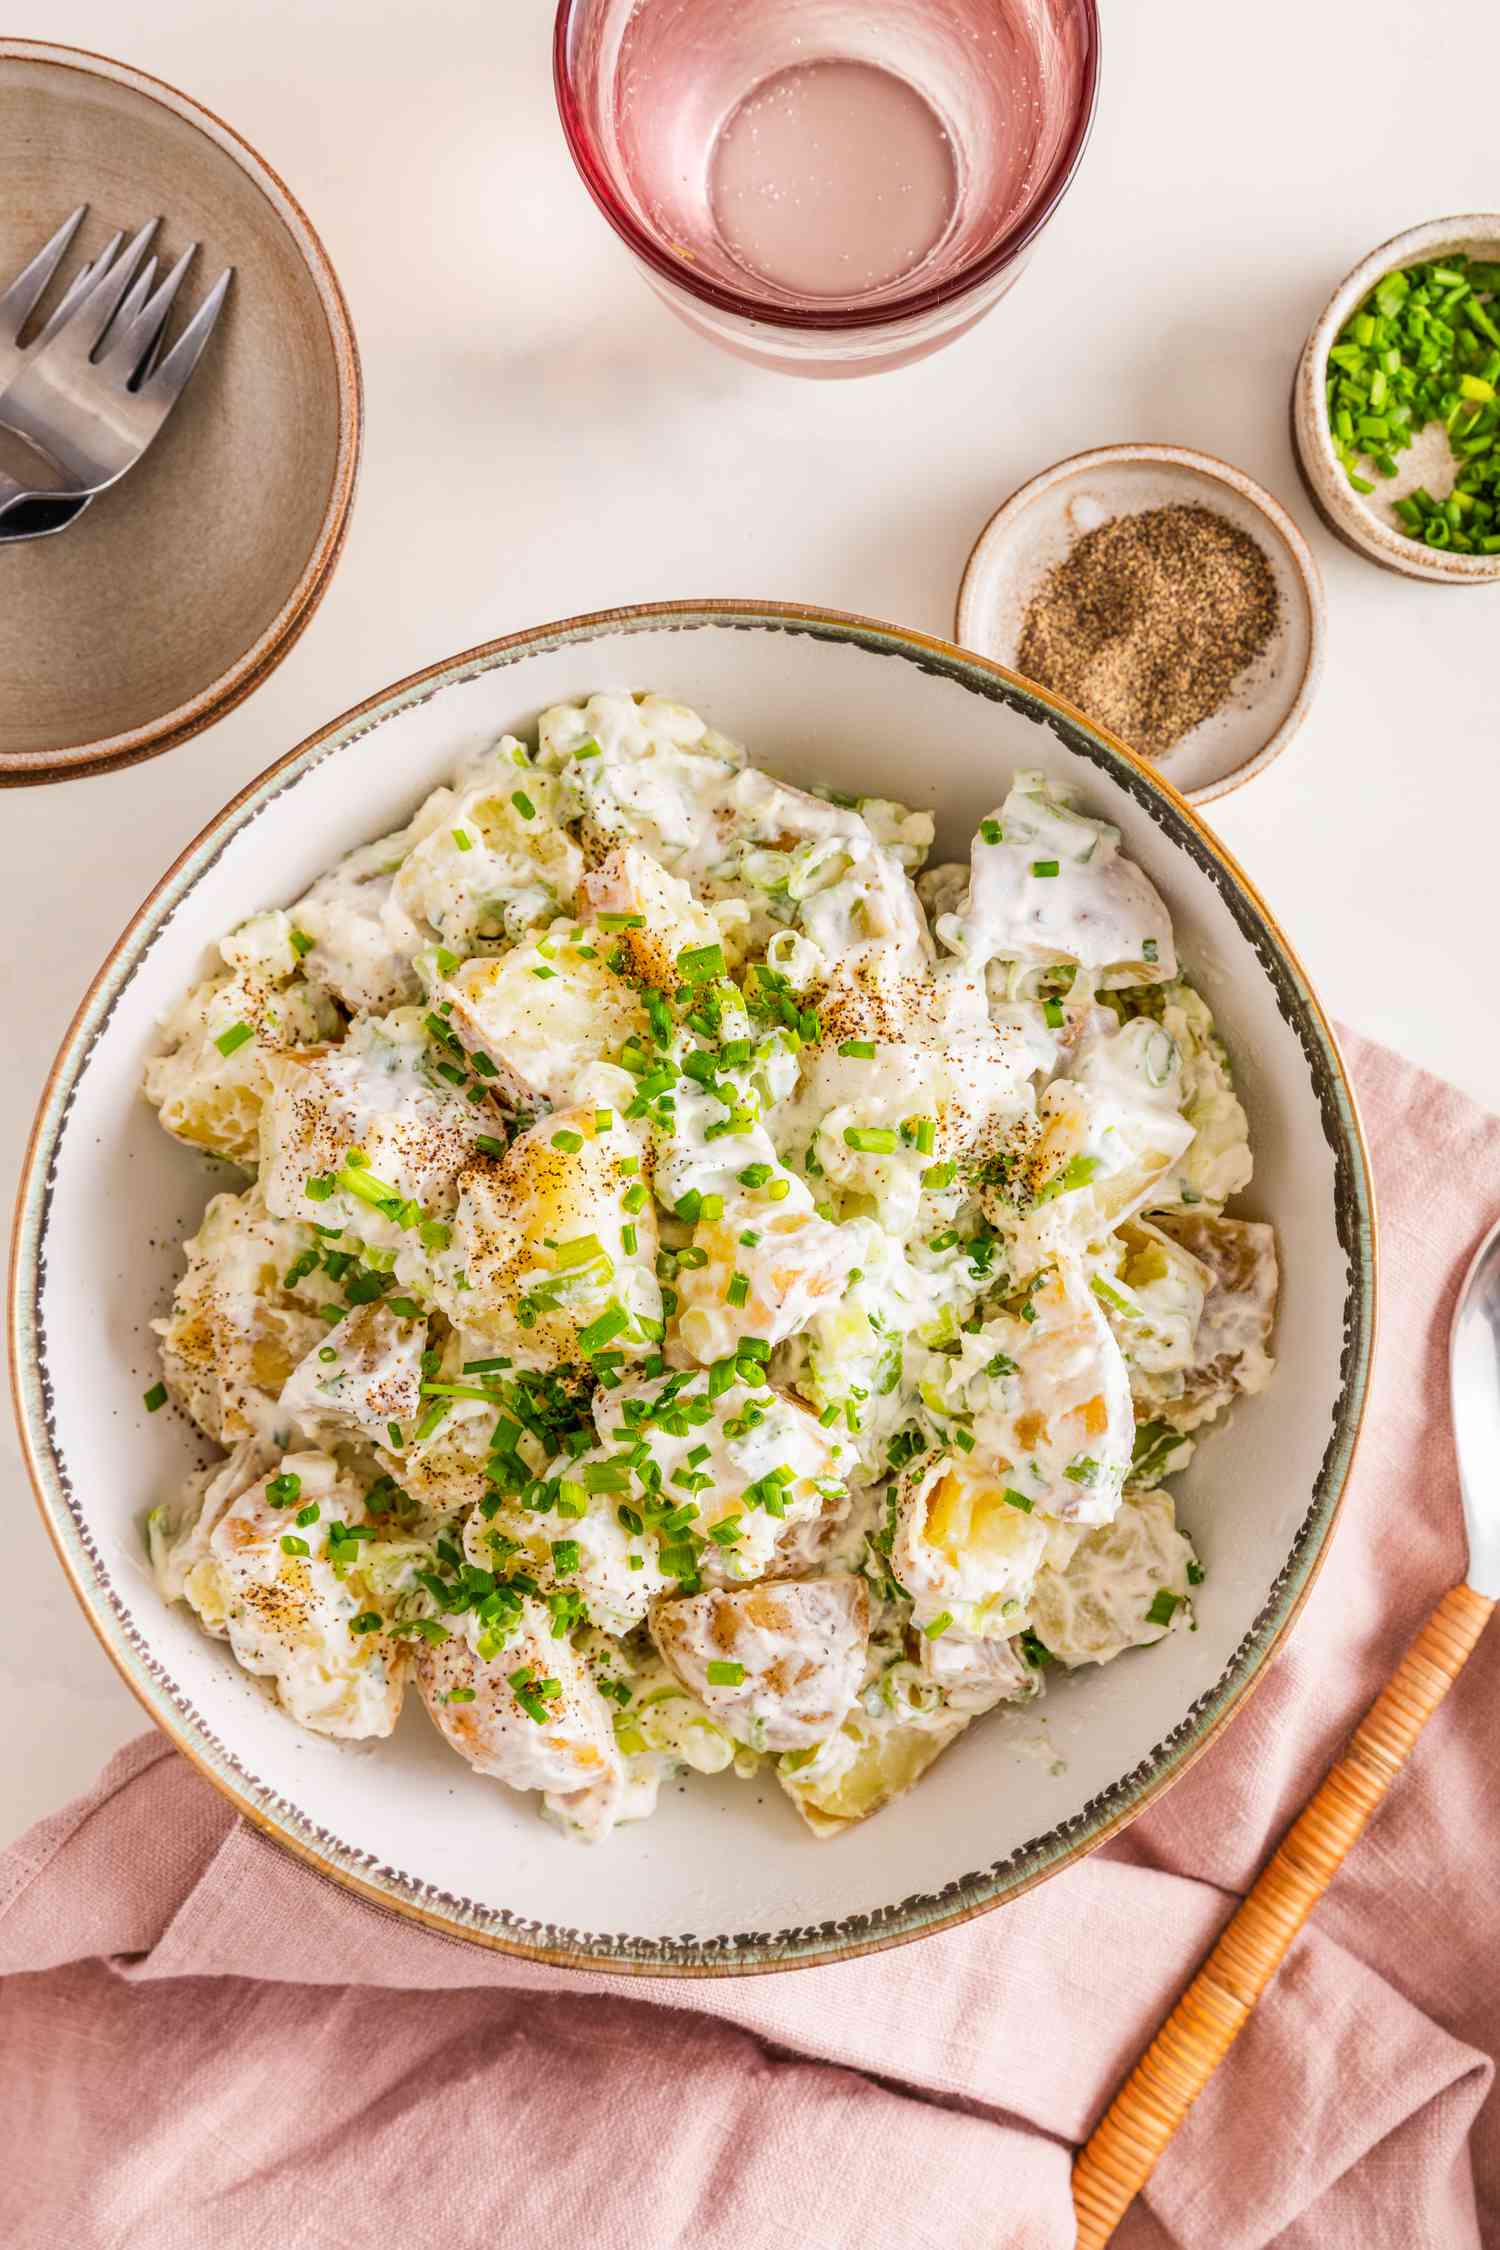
left=1071, top=1214, right=1500, bottom=2247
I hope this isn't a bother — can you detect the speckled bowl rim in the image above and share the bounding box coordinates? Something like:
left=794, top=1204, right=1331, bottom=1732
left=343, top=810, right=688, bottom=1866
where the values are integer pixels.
left=955, top=443, right=1327, bottom=807
left=0, top=38, right=363, bottom=786
left=1292, top=215, right=1500, bottom=586
left=9, top=599, right=1376, bottom=1975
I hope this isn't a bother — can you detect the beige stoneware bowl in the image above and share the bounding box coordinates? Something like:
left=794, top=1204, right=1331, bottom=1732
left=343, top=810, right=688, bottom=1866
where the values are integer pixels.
left=956, top=445, right=1325, bottom=806
left=1292, top=215, right=1500, bottom=586
left=10, top=603, right=1374, bottom=1972
left=0, top=40, right=361, bottom=783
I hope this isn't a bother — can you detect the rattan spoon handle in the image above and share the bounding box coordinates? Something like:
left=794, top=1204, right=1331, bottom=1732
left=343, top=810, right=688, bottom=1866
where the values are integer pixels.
left=1071, top=1582, right=1495, bottom=2250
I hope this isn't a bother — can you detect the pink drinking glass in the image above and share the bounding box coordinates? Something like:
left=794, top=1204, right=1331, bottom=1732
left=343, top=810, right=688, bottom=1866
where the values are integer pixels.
left=554, top=0, right=1099, bottom=378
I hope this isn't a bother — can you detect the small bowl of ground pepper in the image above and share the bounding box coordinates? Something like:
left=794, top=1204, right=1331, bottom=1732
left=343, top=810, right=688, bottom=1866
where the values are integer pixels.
left=1293, top=215, right=1500, bottom=584
left=956, top=443, right=1325, bottom=805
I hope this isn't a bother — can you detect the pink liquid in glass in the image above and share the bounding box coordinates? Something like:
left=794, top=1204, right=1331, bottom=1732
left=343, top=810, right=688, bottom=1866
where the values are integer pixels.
left=709, top=59, right=959, bottom=300
left=556, top=0, right=1099, bottom=374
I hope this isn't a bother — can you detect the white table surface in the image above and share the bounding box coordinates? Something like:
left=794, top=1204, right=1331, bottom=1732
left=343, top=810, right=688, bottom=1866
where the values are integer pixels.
left=3, top=0, right=1498, bottom=1849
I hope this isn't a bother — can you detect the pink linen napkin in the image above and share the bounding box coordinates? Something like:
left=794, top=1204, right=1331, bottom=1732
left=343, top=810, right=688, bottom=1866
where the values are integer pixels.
left=3, top=1028, right=1497, bottom=2250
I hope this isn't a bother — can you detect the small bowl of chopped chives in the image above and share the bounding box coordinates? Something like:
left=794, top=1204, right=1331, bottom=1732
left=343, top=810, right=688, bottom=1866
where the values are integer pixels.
left=1294, top=215, right=1500, bottom=584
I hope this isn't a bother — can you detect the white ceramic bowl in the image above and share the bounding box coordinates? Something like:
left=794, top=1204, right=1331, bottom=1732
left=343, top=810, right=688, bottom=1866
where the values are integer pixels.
left=957, top=445, right=1326, bottom=805
left=1293, top=215, right=1500, bottom=585
left=9, top=603, right=1374, bottom=1974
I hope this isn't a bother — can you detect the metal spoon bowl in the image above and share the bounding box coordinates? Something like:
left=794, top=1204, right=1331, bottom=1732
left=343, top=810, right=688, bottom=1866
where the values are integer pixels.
left=1451, top=1213, right=1500, bottom=1599
left=0, top=494, right=90, bottom=542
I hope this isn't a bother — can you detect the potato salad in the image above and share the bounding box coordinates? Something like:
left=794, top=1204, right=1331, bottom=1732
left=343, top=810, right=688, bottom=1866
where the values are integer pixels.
left=144, top=695, right=1277, bottom=1842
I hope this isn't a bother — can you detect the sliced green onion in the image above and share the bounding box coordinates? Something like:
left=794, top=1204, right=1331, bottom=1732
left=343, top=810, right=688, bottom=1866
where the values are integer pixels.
left=676, top=942, right=726, bottom=984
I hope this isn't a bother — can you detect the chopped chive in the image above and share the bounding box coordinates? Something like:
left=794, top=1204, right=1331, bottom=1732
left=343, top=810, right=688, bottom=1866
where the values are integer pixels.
left=676, top=942, right=726, bottom=984
left=922, top=1160, right=956, bottom=1190
left=290, top=928, right=314, bottom=958
left=1003, top=1488, right=1034, bottom=1513
left=1043, top=999, right=1064, bottom=1028
left=142, top=1381, right=168, bottom=1413
left=214, top=1021, right=253, bottom=1057
left=578, top=1305, right=629, bottom=1354
left=922, top=1611, right=953, bottom=1639
left=266, top=1473, right=302, bottom=1508
left=979, top=818, right=1003, bottom=845
left=838, top=1038, right=876, bottom=1059
left=511, top=790, right=537, bottom=820
left=1031, top=859, right=1060, bottom=879
left=1146, top=1589, right=1183, bottom=1627
left=595, top=911, right=645, bottom=929
left=452, top=828, right=472, bottom=851
left=844, top=1125, right=900, bottom=1154
left=475, top=1134, right=506, bottom=1158
left=279, top=1534, right=310, bottom=1557
left=727, top=1272, right=750, bottom=1308
left=551, top=1129, right=584, bottom=1154
left=553, top=1233, right=606, bottom=1269
left=706, top=1659, right=746, bottom=1686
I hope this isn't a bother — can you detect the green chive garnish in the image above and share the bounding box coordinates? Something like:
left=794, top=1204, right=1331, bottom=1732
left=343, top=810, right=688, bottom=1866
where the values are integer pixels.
left=142, top=1382, right=168, bottom=1413
left=677, top=942, right=726, bottom=984
left=844, top=1126, right=900, bottom=1154
left=706, top=1659, right=745, bottom=1686
left=214, top=1021, right=253, bottom=1057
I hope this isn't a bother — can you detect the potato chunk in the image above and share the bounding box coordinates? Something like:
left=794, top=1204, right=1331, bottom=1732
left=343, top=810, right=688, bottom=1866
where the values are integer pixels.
left=778, top=1698, right=966, bottom=1836
left=279, top=1303, right=427, bottom=1449
left=170, top=1451, right=414, bottom=1739
left=652, top=1575, right=869, bottom=1752
left=153, top=1187, right=328, bottom=1445
left=438, top=1104, right=660, bottom=1370
left=416, top=1599, right=624, bottom=1840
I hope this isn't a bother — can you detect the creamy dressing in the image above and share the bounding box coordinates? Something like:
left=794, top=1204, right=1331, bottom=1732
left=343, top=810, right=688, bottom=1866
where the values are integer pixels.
left=143, top=695, right=1276, bottom=1841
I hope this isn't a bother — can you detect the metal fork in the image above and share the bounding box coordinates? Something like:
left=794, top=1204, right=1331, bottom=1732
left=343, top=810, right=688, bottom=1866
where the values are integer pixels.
left=0, top=208, right=122, bottom=541
left=0, top=213, right=231, bottom=532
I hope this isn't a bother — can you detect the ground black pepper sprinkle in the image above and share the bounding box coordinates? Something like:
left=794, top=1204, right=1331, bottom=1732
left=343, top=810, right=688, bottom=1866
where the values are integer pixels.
left=1016, top=503, right=1281, bottom=758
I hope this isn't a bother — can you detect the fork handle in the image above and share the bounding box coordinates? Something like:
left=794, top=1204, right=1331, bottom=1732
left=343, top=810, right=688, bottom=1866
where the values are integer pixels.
left=1071, top=1582, right=1495, bottom=2250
